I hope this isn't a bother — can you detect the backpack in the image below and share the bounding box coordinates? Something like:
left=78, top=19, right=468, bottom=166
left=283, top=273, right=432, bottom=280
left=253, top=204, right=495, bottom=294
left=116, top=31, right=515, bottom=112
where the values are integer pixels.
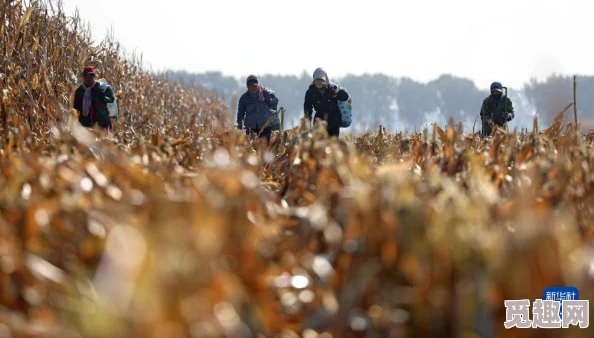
left=334, top=85, right=352, bottom=128
left=97, top=78, right=119, bottom=118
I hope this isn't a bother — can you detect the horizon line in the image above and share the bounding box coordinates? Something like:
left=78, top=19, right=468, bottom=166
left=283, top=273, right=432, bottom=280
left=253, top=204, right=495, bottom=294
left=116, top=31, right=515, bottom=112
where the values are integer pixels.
left=155, top=68, right=591, bottom=90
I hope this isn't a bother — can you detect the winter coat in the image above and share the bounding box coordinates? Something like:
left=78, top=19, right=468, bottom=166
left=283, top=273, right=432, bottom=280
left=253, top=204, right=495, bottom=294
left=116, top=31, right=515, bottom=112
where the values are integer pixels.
left=480, top=94, right=514, bottom=136
left=236, top=87, right=278, bottom=130
left=303, top=84, right=349, bottom=129
left=73, top=82, right=115, bottom=129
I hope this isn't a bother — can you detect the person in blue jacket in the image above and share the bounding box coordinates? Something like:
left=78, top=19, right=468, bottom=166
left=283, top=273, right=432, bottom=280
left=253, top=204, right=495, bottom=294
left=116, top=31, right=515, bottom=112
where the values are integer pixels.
left=236, top=75, right=278, bottom=145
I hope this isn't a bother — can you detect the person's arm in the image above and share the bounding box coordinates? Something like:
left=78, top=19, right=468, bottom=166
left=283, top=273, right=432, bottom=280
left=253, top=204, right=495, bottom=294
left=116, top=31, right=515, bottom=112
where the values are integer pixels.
left=101, top=85, right=115, bottom=103
left=336, top=88, right=349, bottom=102
left=269, top=92, right=279, bottom=112
left=505, top=98, right=514, bottom=121
left=480, top=99, right=492, bottom=123
left=237, top=95, right=246, bottom=129
left=304, top=89, right=313, bottom=121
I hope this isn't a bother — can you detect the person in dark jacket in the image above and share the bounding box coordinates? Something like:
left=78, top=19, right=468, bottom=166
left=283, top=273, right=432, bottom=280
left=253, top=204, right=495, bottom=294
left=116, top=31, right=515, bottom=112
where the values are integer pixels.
left=73, top=66, right=115, bottom=130
left=237, top=75, right=278, bottom=144
left=303, top=67, right=349, bottom=138
left=480, top=81, right=514, bottom=137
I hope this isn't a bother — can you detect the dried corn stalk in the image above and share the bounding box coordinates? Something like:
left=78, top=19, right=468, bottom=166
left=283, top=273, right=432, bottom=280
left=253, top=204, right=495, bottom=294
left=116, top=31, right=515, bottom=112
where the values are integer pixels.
left=0, top=2, right=593, bottom=338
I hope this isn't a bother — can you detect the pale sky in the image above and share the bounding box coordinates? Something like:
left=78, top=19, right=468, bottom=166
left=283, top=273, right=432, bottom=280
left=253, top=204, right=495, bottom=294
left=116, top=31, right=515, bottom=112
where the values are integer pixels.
left=61, top=0, right=593, bottom=90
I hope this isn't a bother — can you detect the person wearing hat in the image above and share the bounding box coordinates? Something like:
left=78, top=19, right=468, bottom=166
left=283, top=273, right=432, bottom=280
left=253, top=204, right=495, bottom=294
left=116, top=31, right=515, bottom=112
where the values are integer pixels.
left=479, top=81, right=514, bottom=137
left=236, top=74, right=279, bottom=145
left=73, top=66, right=116, bottom=131
left=303, top=67, right=349, bottom=138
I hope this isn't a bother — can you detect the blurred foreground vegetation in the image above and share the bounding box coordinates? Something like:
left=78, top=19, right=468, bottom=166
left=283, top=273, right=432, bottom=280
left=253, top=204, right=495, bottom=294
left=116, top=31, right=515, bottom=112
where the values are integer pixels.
left=0, top=1, right=593, bottom=338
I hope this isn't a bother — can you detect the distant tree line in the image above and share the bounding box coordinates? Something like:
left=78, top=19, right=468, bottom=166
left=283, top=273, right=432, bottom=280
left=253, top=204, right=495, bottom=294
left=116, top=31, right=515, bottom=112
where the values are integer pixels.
left=160, top=71, right=594, bottom=133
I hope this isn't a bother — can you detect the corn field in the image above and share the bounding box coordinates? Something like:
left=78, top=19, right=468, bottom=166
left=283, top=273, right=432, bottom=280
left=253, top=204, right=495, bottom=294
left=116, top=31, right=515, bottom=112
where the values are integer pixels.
left=1, top=1, right=594, bottom=338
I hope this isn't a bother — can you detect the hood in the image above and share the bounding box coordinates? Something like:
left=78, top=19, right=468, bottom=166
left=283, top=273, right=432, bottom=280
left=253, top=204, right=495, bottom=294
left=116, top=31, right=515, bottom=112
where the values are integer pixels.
left=312, top=67, right=330, bottom=84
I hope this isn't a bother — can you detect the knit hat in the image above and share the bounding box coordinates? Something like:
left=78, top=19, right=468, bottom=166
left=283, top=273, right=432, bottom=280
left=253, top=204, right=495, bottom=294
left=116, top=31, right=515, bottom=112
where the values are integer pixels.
left=246, top=75, right=259, bottom=87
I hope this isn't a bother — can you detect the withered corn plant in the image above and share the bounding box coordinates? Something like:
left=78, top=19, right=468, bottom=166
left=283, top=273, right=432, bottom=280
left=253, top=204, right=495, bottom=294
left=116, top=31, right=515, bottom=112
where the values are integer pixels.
left=1, top=1, right=594, bottom=338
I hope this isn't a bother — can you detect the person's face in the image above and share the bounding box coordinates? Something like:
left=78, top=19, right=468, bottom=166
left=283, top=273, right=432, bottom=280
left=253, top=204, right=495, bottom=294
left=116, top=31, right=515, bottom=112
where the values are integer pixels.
left=248, top=84, right=258, bottom=93
left=491, top=90, right=501, bottom=96
left=314, top=80, right=326, bottom=89
left=83, top=74, right=96, bottom=86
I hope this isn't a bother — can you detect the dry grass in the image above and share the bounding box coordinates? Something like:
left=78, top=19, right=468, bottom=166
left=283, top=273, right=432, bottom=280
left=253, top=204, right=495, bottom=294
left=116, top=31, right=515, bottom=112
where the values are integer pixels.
left=1, top=1, right=594, bottom=338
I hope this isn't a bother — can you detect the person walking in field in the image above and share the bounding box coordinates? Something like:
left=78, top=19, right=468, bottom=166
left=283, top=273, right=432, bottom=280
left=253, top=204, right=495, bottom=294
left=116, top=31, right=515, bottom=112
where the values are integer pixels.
left=480, top=81, right=514, bottom=137
left=73, top=66, right=116, bottom=131
left=303, top=67, right=350, bottom=138
left=237, top=75, right=279, bottom=146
